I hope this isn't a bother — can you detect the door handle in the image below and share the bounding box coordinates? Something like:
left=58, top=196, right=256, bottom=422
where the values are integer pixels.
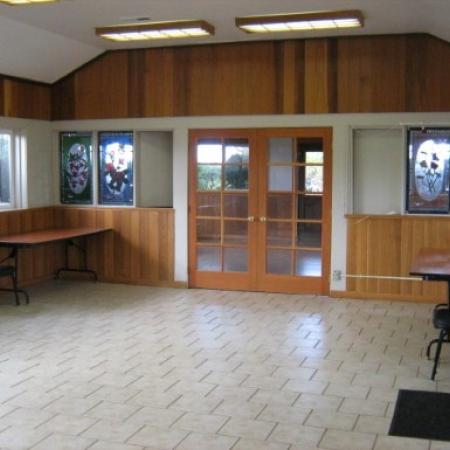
left=247, top=216, right=255, bottom=222
left=260, top=216, right=267, bottom=223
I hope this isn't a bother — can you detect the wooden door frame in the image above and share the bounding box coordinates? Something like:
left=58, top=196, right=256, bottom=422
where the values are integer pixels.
left=188, top=129, right=258, bottom=290
left=188, top=127, right=332, bottom=295
left=255, top=127, right=332, bottom=295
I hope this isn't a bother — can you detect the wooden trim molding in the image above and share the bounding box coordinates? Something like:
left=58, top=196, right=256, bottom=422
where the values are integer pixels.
left=330, top=289, right=438, bottom=303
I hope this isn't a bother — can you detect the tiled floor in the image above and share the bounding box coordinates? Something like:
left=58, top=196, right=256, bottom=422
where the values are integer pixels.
left=0, top=281, right=449, bottom=450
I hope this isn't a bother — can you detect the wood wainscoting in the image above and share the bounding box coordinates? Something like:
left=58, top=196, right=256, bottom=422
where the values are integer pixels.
left=345, top=214, right=450, bottom=302
left=0, top=206, right=175, bottom=290
left=56, top=207, right=174, bottom=286
left=0, top=207, right=63, bottom=287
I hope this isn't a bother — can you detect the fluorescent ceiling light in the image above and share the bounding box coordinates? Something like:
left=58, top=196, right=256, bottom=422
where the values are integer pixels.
left=0, top=0, right=57, bottom=4
left=96, top=19, right=215, bottom=42
left=236, top=10, right=364, bottom=34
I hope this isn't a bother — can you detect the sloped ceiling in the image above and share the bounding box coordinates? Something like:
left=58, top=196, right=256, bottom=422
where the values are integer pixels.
left=0, top=0, right=449, bottom=84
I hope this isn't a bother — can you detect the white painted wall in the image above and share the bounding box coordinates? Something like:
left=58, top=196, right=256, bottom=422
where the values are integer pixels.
left=0, top=117, right=53, bottom=209
left=137, top=131, right=173, bottom=208
left=0, top=15, right=101, bottom=83
left=51, top=112, right=450, bottom=290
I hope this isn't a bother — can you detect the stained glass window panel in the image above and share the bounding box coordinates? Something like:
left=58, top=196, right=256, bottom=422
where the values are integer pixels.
left=98, top=131, right=134, bottom=205
left=407, top=128, right=450, bottom=213
left=60, top=132, right=93, bottom=204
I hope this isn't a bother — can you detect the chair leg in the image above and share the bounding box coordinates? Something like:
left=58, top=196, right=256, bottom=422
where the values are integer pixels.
left=431, top=329, right=446, bottom=380
left=427, top=339, right=439, bottom=359
left=10, top=271, right=20, bottom=307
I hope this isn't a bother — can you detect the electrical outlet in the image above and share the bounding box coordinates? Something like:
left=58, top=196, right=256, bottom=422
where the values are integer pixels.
left=332, top=270, right=342, bottom=281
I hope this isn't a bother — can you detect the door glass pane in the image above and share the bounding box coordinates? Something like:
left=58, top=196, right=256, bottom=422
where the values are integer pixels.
left=296, top=166, right=323, bottom=193
left=197, top=165, right=222, bottom=191
left=296, top=139, right=323, bottom=163
left=297, top=195, right=322, bottom=220
left=267, top=249, right=292, bottom=275
left=296, top=250, right=321, bottom=277
left=224, top=164, right=248, bottom=190
left=223, top=220, right=248, bottom=245
left=197, top=247, right=221, bottom=271
left=306, top=166, right=323, bottom=193
left=224, top=194, right=248, bottom=218
left=225, top=139, right=249, bottom=163
left=197, top=193, right=221, bottom=216
left=269, top=137, right=293, bottom=162
left=267, top=194, right=292, bottom=219
left=267, top=222, right=292, bottom=247
left=197, top=219, right=221, bottom=243
left=296, top=223, right=321, bottom=248
left=197, top=140, right=222, bottom=163
left=269, top=166, right=292, bottom=192
left=224, top=248, right=248, bottom=272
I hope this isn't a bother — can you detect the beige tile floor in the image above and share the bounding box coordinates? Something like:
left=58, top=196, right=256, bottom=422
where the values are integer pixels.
left=0, top=281, right=449, bottom=450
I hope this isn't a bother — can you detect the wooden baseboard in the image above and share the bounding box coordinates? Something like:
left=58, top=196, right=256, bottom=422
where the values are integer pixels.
left=20, top=274, right=56, bottom=287
left=171, top=281, right=188, bottom=289
left=97, top=276, right=185, bottom=289
left=330, top=289, right=438, bottom=303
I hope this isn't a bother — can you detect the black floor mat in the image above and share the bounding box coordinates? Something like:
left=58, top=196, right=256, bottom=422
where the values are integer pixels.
left=389, top=389, right=450, bottom=441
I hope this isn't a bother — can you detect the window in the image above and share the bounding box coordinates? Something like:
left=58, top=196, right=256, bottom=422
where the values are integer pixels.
left=60, top=131, right=135, bottom=206
left=0, top=131, right=26, bottom=210
left=58, top=129, right=175, bottom=208
left=0, top=133, right=12, bottom=207
left=98, top=131, right=134, bottom=205
left=60, top=132, right=93, bottom=204
left=407, top=127, right=450, bottom=214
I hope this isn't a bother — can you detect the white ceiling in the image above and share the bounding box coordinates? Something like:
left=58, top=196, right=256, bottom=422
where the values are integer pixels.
left=0, top=0, right=449, bottom=84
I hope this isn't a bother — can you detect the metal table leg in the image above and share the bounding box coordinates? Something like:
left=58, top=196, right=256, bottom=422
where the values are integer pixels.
left=55, top=237, right=98, bottom=280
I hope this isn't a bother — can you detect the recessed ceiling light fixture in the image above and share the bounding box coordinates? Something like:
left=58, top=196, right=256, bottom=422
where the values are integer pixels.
left=0, top=0, right=57, bottom=4
left=96, top=19, right=215, bottom=42
left=235, top=10, right=364, bottom=33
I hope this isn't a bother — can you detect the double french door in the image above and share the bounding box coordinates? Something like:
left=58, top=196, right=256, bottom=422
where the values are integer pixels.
left=188, top=128, right=332, bottom=294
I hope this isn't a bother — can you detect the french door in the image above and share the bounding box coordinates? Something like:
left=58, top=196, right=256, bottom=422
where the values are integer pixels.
left=188, top=128, right=332, bottom=295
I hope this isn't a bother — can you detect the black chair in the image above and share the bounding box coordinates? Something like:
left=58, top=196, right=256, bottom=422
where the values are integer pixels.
left=0, top=265, right=20, bottom=306
left=426, top=303, right=450, bottom=380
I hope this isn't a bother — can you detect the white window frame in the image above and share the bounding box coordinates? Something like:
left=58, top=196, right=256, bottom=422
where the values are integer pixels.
left=0, top=131, right=15, bottom=210
left=0, top=130, right=27, bottom=211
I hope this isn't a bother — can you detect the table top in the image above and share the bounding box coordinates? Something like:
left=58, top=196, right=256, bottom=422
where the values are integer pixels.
left=410, top=248, right=450, bottom=278
left=0, top=227, right=111, bottom=247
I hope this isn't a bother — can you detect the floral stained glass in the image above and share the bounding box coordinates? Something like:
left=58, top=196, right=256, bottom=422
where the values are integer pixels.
left=407, top=128, right=450, bottom=213
left=60, top=132, right=93, bottom=204
left=98, top=131, right=134, bottom=205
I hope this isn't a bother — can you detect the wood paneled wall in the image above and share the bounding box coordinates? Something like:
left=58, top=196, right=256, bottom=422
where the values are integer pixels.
left=0, top=207, right=62, bottom=289
left=0, top=33, right=449, bottom=121
left=0, top=77, right=51, bottom=120
left=0, top=206, right=175, bottom=294
left=345, top=215, right=450, bottom=302
left=304, top=39, right=336, bottom=113
left=56, top=207, right=174, bottom=286
left=336, top=36, right=407, bottom=112
left=51, top=33, right=450, bottom=120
